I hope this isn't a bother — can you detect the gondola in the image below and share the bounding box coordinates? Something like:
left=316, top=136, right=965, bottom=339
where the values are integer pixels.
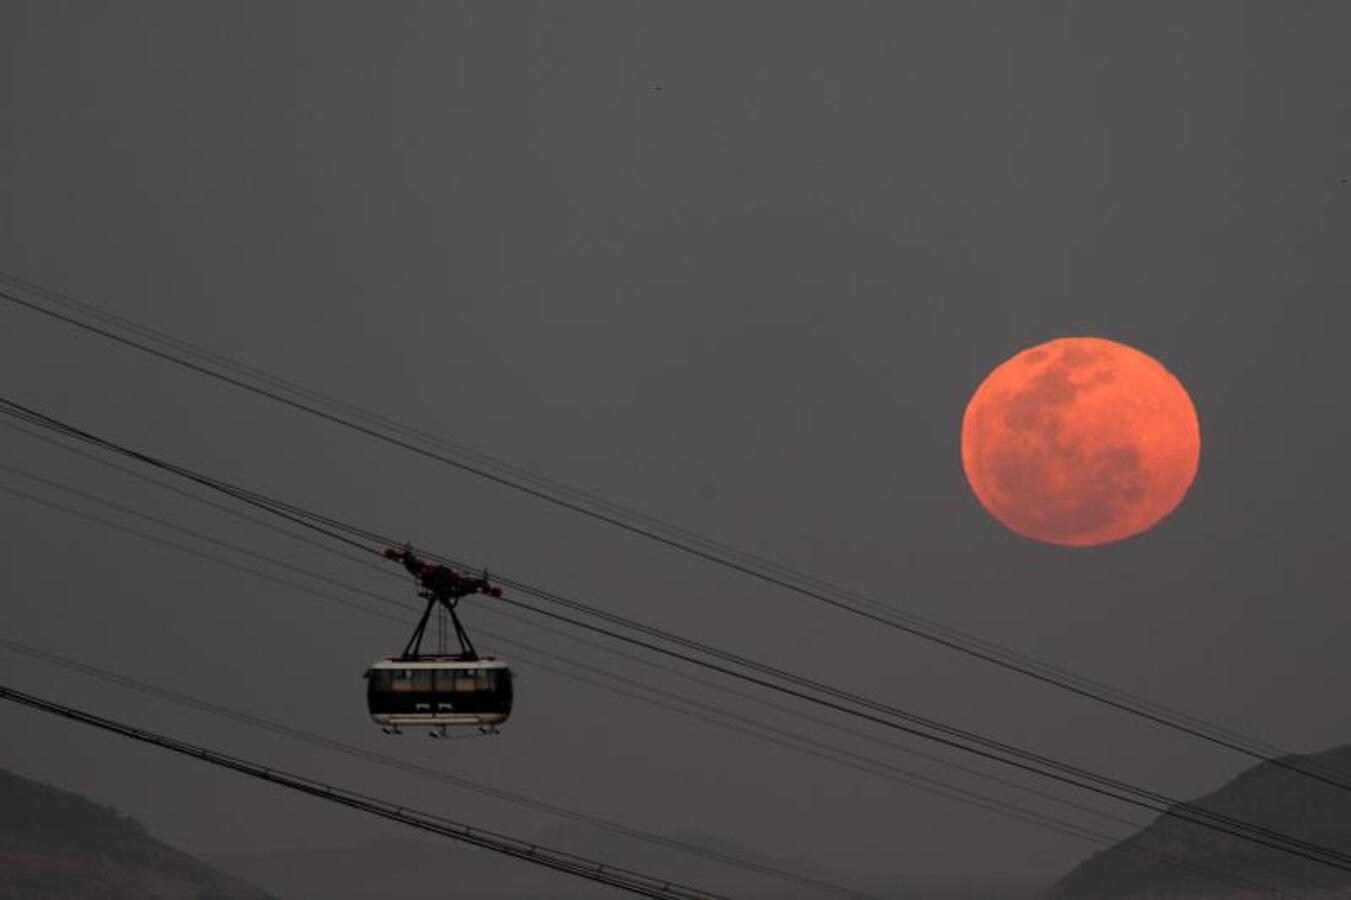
left=365, top=546, right=514, bottom=735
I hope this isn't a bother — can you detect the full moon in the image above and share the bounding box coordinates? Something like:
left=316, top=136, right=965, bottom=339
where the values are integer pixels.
left=961, top=337, right=1200, bottom=547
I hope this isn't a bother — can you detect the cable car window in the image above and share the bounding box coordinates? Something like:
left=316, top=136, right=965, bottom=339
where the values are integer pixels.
left=434, top=669, right=458, bottom=692
left=453, top=670, right=477, bottom=693
left=411, top=670, right=434, bottom=692
left=389, top=670, right=416, bottom=692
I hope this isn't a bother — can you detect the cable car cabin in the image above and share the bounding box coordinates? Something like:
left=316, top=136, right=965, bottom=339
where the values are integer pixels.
left=365, top=658, right=513, bottom=732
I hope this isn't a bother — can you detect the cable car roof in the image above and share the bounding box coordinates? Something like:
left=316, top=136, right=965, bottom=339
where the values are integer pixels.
left=366, top=657, right=510, bottom=671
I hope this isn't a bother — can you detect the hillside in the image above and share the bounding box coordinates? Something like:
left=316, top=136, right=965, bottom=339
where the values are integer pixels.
left=0, top=768, right=280, bottom=900
left=1041, top=745, right=1351, bottom=900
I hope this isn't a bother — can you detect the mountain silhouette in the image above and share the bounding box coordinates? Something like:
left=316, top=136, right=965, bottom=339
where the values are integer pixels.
left=0, top=768, right=279, bottom=900
left=1042, top=744, right=1351, bottom=900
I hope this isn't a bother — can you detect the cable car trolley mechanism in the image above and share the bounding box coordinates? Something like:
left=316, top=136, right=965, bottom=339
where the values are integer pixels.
left=365, top=546, right=513, bottom=737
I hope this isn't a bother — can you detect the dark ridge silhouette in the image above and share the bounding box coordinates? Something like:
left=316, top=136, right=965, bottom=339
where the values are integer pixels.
left=0, top=768, right=279, bottom=900
left=1041, top=745, right=1351, bottom=900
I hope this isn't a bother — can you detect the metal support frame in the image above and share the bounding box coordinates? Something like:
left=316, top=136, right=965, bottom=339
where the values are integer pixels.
left=386, top=545, right=498, bottom=662
left=400, top=594, right=478, bottom=660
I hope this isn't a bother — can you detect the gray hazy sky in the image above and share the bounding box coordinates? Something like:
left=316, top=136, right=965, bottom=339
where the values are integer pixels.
left=1, top=1, right=1349, bottom=891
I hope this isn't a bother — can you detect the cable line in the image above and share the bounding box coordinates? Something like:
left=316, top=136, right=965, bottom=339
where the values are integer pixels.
left=0, top=481, right=405, bottom=626
left=488, top=627, right=1345, bottom=896
left=2, top=633, right=1315, bottom=900
left=0, top=415, right=394, bottom=578
left=0, top=412, right=1311, bottom=894
left=5, top=401, right=1212, bottom=871
left=491, top=644, right=1319, bottom=900
left=476, top=604, right=1349, bottom=895
left=3, top=408, right=1350, bottom=878
left=0, top=637, right=881, bottom=900
left=0, top=275, right=1341, bottom=797
left=487, top=591, right=1351, bottom=874
left=10, top=460, right=1215, bottom=898
left=4, top=396, right=1350, bottom=873
left=0, top=473, right=1323, bottom=900
left=3, top=448, right=1341, bottom=897
left=2, top=467, right=1170, bottom=863
left=0, top=683, right=729, bottom=900
left=0, top=459, right=402, bottom=609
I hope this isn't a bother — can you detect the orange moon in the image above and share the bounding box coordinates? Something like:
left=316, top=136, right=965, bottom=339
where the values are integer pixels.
left=961, top=337, right=1200, bottom=547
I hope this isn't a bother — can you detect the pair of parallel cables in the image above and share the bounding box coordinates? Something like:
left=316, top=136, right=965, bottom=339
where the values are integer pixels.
left=0, top=466, right=1318, bottom=900
left=0, top=271, right=1339, bottom=794
left=0, top=427, right=1321, bottom=899
left=0, top=683, right=729, bottom=900
left=4, top=274, right=1351, bottom=891
left=3, top=393, right=1351, bottom=889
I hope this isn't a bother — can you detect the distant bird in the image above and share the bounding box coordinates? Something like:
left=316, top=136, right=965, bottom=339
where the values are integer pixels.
left=651, top=83, right=663, bottom=92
